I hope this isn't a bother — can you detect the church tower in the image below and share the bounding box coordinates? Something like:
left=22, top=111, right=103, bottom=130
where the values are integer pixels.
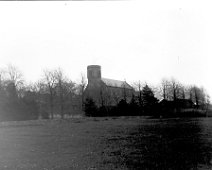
left=87, top=65, right=101, bottom=93
left=87, top=65, right=101, bottom=82
left=84, top=65, right=102, bottom=105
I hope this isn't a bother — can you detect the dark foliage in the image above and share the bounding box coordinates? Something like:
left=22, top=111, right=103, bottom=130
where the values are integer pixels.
left=141, top=85, right=158, bottom=116
left=0, top=65, right=210, bottom=120
left=84, top=97, right=98, bottom=117
left=158, top=99, right=207, bottom=118
left=129, top=95, right=140, bottom=115
left=84, top=83, right=207, bottom=118
left=0, top=82, right=39, bottom=122
left=117, top=99, right=129, bottom=116
left=22, top=91, right=39, bottom=119
left=84, top=97, right=141, bottom=117
left=40, top=111, right=49, bottom=119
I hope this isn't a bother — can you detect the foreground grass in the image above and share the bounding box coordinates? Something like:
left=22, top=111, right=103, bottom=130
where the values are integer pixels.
left=0, top=117, right=142, bottom=170
left=0, top=117, right=212, bottom=169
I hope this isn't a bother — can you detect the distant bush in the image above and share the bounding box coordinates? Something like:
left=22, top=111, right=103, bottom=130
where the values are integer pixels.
left=0, top=83, right=40, bottom=122
left=40, top=111, right=49, bottom=119
left=0, top=100, right=38, bottom=121
left=117, top=99, right=129, bottom=116
left=84, top=98, right=98, bottom=117
left=84, top=97, right=142, bottom=117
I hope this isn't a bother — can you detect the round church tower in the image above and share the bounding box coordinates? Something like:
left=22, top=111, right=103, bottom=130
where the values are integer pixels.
left=85, top=65, right=102, bottom=104
left=87, top=65, right=101, bottom=81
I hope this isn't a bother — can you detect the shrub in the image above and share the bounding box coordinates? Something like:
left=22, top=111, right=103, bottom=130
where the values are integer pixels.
left=41, top=111, right=49, bottom=119
left=84, top=98, right=98, bottom=117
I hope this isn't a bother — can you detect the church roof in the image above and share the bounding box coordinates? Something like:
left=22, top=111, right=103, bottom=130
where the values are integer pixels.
left=101, top=78, right=133, bottom=89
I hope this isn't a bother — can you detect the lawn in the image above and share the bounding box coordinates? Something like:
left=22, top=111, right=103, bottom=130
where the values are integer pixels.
left=0, top=117, right=212, bottom=169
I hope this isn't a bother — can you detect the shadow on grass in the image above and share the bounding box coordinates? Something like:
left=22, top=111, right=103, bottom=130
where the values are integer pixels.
left=101, top=119, right=212, bottom=169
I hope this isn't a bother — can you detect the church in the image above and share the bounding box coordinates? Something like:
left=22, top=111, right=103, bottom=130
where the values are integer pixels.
left=84, top=65, right=134, bottom=106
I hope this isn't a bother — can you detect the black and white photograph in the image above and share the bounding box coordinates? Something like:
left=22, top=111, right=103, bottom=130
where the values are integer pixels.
left=0, top=0, right=212, bottom=169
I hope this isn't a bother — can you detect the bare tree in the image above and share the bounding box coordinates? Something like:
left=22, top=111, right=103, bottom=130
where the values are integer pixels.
left=187, top=85, right=208, bottom=109
left=194, top=86, right=199, bottom=107
left=160, top=79, right=170, bottom=100
left=62, top=80, right=76, bottom=113
left=169, top=78, right=181, bottom=101
left=43, top=69, right=57, bottom=119
left=33, top=81, right=47, bottom=119
left=54, top=68, right=78, bottom=118
left=205, top=94, right=210, bottom=116
left=0, top=68, right=5, bottom=89
left=181, top=86, right=186, bottom=99
left=159, top=79, right=191, bottom=101
left=198, top=87, right=207, bottom=108
left=187, top=85, right=194, bottom=101
left=55, top=68, right=65, bottom=118
left=78, top=73, right=87, bottom=111
left=132, top=80, right=143, bottom=107
left=5, top=64, right=24, bottom=88
left=189, top=86, right=201, bottom=108
left=54, top=68, right=75, bottom=119
left=0, top=69, right=6, bottom=104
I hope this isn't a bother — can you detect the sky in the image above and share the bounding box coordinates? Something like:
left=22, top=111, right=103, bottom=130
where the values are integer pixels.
left=0, top=0, right=212, bottom=98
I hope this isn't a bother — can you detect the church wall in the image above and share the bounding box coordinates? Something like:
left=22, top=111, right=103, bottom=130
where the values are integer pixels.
left=85, top=65, right=135, bottom=107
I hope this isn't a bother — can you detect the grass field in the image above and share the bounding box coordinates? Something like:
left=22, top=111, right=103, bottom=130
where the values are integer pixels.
left=0, top=117, right=212, bottom=169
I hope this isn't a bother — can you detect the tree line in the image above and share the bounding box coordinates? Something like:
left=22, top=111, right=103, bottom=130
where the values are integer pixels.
left=0, top=65, right=210, bottom=121
left=84, top=79, right=211, bottom=117
left=0, top=65, right=86, bottom=121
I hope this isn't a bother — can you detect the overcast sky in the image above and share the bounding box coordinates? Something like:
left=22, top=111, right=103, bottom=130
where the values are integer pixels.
left=0, top=0, right=212, bottom=97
